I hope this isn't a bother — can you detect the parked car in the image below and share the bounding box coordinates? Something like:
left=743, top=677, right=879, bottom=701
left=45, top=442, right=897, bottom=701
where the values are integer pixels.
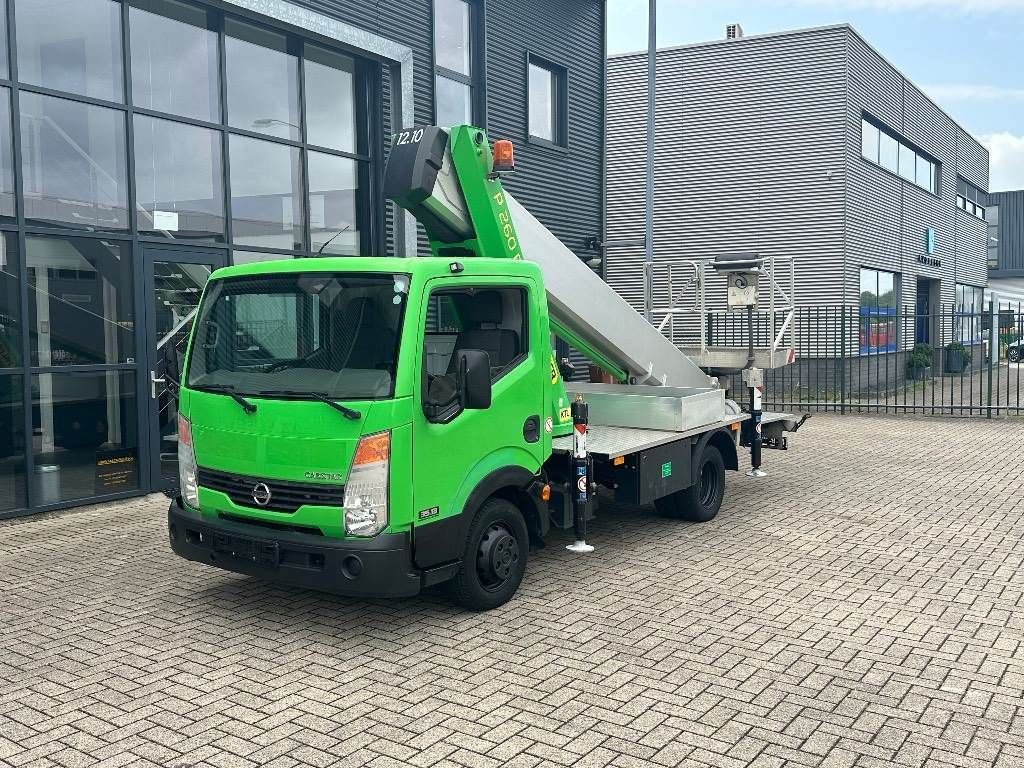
left=1009, top=338, right=1024, bottom=363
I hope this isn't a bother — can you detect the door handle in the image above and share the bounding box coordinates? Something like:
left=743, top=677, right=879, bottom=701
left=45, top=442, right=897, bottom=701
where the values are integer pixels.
left=150, top=370, right=165, bottom=399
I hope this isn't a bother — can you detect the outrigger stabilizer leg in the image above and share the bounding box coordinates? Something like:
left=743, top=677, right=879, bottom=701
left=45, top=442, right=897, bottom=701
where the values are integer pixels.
left=566, top=395, right=595, bottom=554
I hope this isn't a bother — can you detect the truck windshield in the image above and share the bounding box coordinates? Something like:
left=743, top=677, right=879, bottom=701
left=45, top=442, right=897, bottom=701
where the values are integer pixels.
left=186, top=272, right=408, bottom=400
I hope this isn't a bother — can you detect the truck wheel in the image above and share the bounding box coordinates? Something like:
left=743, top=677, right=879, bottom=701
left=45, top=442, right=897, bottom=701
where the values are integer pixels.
left=1010, top=348, right=1021, bottom=363
left=654, top=445, right=725, bottom=523
left=449, top=497, right=529, bottom=611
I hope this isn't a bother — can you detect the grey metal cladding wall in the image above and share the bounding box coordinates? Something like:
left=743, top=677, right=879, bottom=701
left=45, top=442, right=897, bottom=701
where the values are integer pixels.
left=606, top=26, right=850, bottom=313
left=485, top=1, right=605, bottom=262
left=845, top=30, right=988, bottom=308
left=605, top=54, right=648, bottom=310
left=991, top=191, right=1024, bottom=271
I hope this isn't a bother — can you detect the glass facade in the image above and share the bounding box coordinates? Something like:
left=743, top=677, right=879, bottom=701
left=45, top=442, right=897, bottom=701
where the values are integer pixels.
left=0, top=0, right=378, bottom=515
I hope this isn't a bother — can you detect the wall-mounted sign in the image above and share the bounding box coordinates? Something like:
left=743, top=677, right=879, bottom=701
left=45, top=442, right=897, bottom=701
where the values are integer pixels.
left=926, top=227, right=936, bottom=255
left=95, top=450, right=138, bottom=494
left=916, top=254, right=941, bottom=268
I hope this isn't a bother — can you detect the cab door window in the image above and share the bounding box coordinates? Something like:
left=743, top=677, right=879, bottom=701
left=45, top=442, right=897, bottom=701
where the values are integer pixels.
left=422, top=286, right=528, bottom=409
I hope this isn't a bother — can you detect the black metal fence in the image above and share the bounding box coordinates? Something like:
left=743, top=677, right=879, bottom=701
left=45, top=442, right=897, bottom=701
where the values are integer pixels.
left=715, top=303, right=1024, bottom=417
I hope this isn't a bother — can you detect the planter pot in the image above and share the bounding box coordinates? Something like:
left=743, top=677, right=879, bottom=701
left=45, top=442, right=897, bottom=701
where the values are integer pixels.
left=907, top=365, right=931, bottom=381
left=945, top=350, right=969, bottom=374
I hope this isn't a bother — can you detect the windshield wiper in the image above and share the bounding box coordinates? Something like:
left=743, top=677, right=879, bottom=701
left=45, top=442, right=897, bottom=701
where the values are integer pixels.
left=257, top=390, right=362, bottom=420
left=191, top=384, right=257, bottom=414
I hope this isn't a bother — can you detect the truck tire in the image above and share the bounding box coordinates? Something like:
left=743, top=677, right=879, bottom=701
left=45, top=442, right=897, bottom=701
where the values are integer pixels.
left=449, top=497, right=529, bottom=611
left=1010, top=347, right=1021, bottom=363
left=654, top=445, right=725, bottom=523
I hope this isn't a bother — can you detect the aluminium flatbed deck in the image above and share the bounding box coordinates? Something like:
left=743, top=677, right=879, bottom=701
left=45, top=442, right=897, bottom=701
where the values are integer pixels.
left=551, top=416, right=749, bottom=458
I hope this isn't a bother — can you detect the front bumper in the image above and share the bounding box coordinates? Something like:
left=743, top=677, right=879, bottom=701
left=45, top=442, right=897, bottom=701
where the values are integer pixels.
left=168, top=498, right=433, bottom=598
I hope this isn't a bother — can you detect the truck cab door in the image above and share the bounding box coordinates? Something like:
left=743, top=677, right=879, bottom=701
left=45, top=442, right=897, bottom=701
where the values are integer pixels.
left=411, top=279, right=547, bottom=562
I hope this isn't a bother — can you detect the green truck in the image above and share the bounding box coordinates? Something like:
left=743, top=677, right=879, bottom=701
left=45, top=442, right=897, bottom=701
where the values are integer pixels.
left=167, top=125, right=798, bottom=610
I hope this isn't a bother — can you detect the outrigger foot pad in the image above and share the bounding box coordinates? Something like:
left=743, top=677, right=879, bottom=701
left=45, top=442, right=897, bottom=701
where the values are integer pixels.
left=566, top=541, right=595, bottom=553
left=746, top=468, right=768, bottom=478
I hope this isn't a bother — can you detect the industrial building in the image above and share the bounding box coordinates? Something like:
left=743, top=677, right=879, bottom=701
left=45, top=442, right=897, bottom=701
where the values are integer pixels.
left=987, top=190, right=1024, bottom=306
left=605, top=24, right=990, bottom=365
left=0, top=0, right=606, bottom=517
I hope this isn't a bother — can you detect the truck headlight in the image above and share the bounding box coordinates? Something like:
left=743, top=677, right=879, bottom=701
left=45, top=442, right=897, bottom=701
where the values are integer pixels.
left=343, top=431, right=390, bottom=537
left=177, top=415, right=199, bottom=508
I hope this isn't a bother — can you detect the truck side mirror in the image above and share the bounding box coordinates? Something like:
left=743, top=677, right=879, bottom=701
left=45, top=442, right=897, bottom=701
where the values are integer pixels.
left=456, top=349, right=491, bottom=410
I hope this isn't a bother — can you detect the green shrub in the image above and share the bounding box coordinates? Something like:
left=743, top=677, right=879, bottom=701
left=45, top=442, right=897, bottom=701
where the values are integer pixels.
left=910, top=343, right=934, bottom=367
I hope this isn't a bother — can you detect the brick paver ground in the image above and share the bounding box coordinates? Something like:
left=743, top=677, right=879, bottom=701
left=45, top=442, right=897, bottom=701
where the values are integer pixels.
left=2, top=415, right=1024, bottom=768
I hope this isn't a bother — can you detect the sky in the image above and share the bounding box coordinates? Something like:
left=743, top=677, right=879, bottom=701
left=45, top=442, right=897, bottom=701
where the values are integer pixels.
left=607, top=0, right=1024, bottom=192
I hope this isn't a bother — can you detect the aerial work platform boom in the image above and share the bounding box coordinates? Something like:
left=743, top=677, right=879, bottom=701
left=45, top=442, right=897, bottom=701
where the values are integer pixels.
left=384, top=124, right=712, bottom=391
left=504, top=193, right=712, bottom=389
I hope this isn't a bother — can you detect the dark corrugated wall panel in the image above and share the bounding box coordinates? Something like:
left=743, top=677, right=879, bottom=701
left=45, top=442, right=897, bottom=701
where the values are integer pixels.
left=991, top=191, right=1024, bottom=271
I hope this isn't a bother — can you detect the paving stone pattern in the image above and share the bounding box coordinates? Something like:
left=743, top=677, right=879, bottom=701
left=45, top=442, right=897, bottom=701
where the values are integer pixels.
left=2, top=415, right=1024, bottom=768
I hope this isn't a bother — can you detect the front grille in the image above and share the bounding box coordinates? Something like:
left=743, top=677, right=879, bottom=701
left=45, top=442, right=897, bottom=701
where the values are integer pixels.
left=198, top=467, right=345, bottom=514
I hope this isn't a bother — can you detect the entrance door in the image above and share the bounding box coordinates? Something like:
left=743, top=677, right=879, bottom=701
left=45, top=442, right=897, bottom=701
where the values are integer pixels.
left=142, top=246, right=226, bottom=490
left=916, top=278, right=932, bottom=344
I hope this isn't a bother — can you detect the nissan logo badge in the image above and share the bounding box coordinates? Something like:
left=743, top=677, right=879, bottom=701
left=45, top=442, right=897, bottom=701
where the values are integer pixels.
left=251, top=482, right=272, bottom=507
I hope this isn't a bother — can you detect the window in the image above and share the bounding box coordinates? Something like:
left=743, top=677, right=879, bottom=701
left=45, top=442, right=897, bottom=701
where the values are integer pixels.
left=229, top=135, right=303, bottom=251
left=20, top=92, right=129, bottom=229
left=31, top=370, right=139, bottom=503
left=861, top=119, right=879, bottom=162
left=0, top=372, right=26, bottom=512
left=859, top=267, right=899, bottom=354
left=26, top=236, right=134, bottom=366
left=987, top=205, right=1000, bottom=269
left=424, top=287, right=528, bottom=386
left=225, top=20, right=300, bottom=141
left=308, top=151, right=360, bottom=255
left=16, top=0, right=124, bottom=102
left=304, top=46, right=358, bottom=153
left=188, top=273, right=407, bottom=399
left=129, top=0, right=220, bottom=123
left=0, top=233, right=20, bottom=367
left=528, top=57, right=567, bottom=146
left=0, top=88, right=14, bottom=219
left=0, top=0, right=8, bottom=80
left=861, top=115, right=938, bottom=195
left=956, top=283, right=984, bottom=343
left=134, top=115, right=225, bottom=240
left=957, top=177, right=987, bottom=220
left=433, top=0, right=477, bottom=126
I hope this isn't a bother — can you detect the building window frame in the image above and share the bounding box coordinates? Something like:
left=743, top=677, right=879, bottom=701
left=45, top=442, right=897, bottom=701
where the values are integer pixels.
left=525, top=52, right=568, bottom=149
left=955, top=282, right=984, bottom=344
left=432, top=0, right=484, bottom=127
left=860, top=113, right=939, bottom=197
left=956, top=176, right=987, bottom=221
left=859, top=267, right=900, bottom=354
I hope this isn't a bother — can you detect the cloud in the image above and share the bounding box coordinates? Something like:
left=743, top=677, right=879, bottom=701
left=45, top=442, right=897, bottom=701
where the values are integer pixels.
left=981, top=133, right=1024, bottom=192
left=924, top=84, right=1024, bottom=102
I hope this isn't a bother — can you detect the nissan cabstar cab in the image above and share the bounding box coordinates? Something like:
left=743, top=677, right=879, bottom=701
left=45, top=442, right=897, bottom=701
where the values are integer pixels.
left=169, top=256, right=561, bottom=610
